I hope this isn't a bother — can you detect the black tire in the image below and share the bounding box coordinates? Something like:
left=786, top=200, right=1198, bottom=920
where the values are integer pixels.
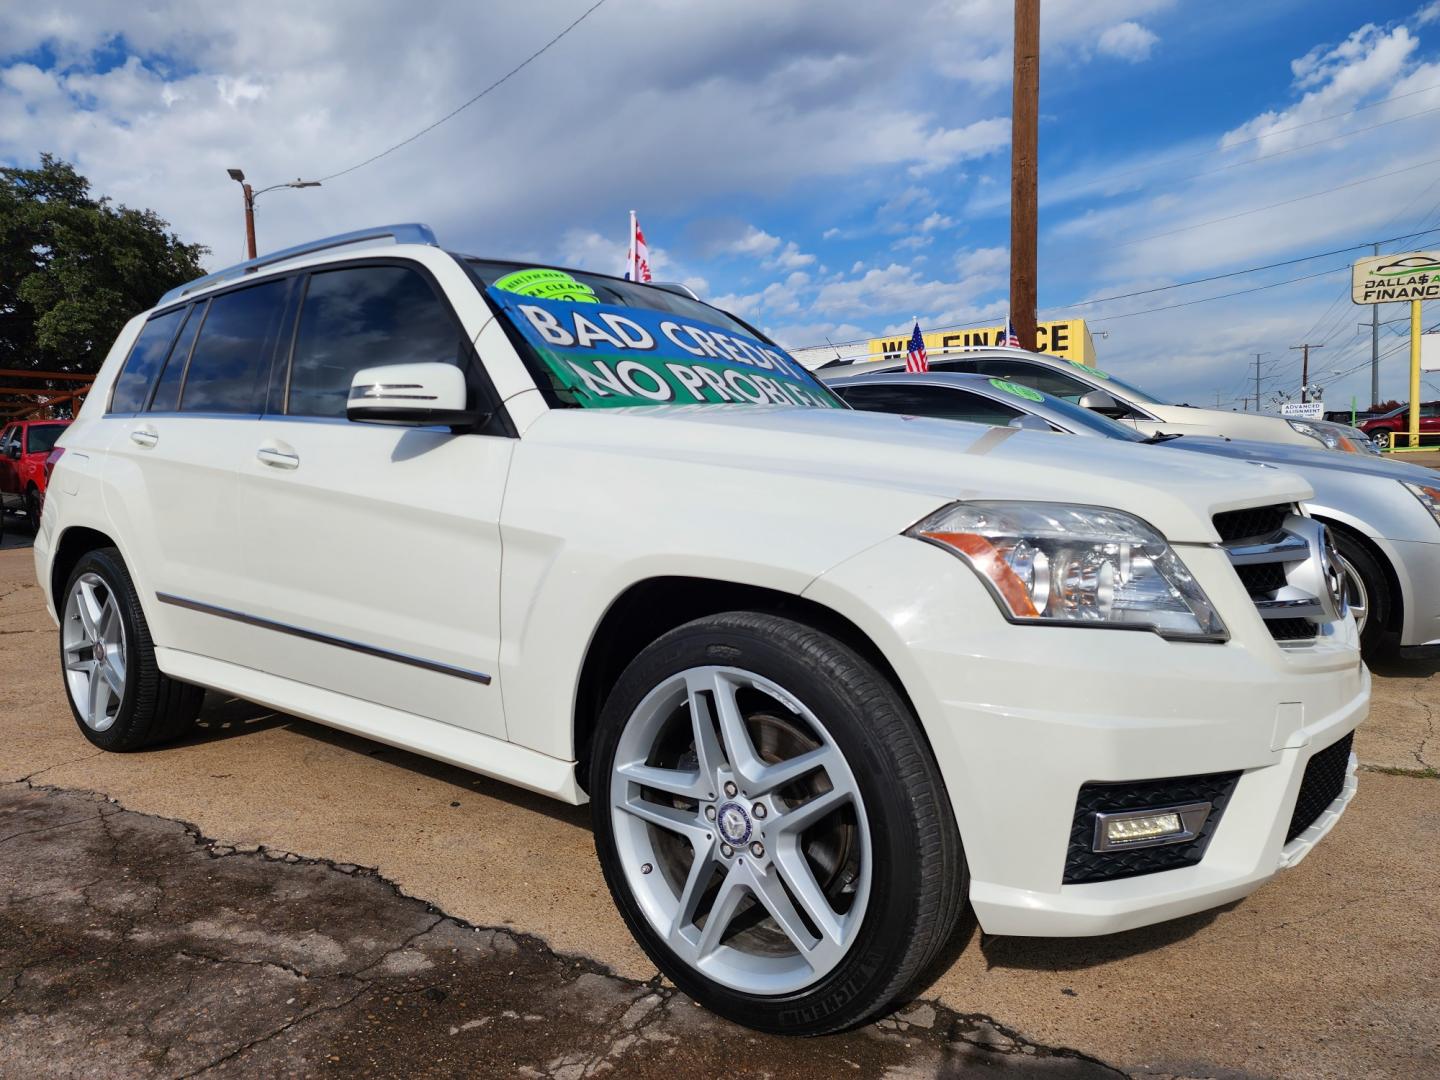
left=590, top=611, right=966, bottom=1035
left=24, top=487, right=41, bottom=534
left=1331, top=529, right=1393, bottom=661
left=59, top=547, right=204, bottom=751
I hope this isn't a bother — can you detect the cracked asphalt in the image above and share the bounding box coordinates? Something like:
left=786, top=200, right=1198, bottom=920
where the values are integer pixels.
left=2, top=540, right=1439, bottom=1077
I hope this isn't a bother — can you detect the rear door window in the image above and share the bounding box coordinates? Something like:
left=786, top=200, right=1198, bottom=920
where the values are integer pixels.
left=109, top=308, right=185, bottom=413
left=24, top=424, right=66, bottom=455
left=147, top=302, right=205, bottom=413
left=179, top=280, right=290, bottom=414
left=286, top=266, right=467, bottom=418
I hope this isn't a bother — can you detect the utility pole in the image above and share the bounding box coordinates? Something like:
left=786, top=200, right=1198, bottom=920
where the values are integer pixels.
left=1290, top=343, right=1323, bottom=403
left=1009, top=0, right=1040, bottom=352
left=1252, top=352, right=1267, bottom=412
left=1369, top=241, right=1380, bottom=408
left=1213, top=391, right=1224, bottom=408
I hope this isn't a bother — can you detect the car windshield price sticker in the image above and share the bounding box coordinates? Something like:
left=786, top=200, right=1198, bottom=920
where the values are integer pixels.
left=490, top=289, right=841, bottom=409
left=989, top=378, right=1045, bottom=402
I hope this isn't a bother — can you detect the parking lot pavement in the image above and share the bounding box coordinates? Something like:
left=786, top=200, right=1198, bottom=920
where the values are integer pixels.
left=3, top=548, right=1438, bottom=1078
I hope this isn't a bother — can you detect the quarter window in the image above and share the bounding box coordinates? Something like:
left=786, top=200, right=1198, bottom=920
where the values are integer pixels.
left=180, top=280, right=290, bottom=414
left=286, top=266, right=466, bottom=418
left=109, top=308, right=185, bottom=413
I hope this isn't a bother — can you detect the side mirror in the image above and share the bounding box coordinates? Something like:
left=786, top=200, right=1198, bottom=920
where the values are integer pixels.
left=1007, top=414, right=1052, bottom=431
left=347, top=363, right=477, bottom=427
left=1078, top=389, right=1123, bottom=415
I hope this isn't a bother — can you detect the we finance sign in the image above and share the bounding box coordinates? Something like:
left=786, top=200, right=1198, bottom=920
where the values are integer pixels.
left=870, top=318, right=1095, bottom=365
left=1351, top=252, right=1440, bottom=304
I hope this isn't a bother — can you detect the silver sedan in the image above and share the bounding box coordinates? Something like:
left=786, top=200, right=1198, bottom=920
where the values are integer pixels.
left=824, top=368, right=1440, bottom=661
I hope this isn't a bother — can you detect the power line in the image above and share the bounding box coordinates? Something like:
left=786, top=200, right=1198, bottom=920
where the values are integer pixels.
left=1117, top=154, right=1440, bottom=246
left=317, top=0, right=611, bottom=182
left=1087, top=265, right=1349, bottom=326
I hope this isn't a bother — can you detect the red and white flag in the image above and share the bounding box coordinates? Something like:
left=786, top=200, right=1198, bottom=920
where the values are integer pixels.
left=626, top=210, right=652, bottom=282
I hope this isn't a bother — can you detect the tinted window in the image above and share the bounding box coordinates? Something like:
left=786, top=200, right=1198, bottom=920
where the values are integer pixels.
left=25, top=424, right=66, bottom=454
left=109, top=309, right=184, bottom=413
left=180, top=280, right=289, bottom=414
left=148, top=302, right=205, bottom=412
left=1, top=426, right=18, bottom=456
left=287, top=266, right=465, bottom=418
left=960, top=359, right=1095, bottom=401
left=837, top=384, right=1024, bottom=425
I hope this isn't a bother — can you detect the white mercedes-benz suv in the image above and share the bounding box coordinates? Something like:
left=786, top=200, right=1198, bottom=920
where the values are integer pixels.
left=36, top=224, right=1368, bottom=1034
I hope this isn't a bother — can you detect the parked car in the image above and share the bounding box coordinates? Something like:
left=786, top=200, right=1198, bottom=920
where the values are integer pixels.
left=827, top=348, right=1377, bottom=454
left=824, top=369, right=1440, bottom=660
left=0, top=417, right=72, bottom=530
left=38, top=225, right=1367, bottom=1034
left=1324, top=408, right=1384, bottom=425
left=1359, top=401, right=1440, bottom=448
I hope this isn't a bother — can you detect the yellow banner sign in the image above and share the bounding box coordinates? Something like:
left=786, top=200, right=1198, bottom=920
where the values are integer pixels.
left=867, top=318, right=1095, bottom=365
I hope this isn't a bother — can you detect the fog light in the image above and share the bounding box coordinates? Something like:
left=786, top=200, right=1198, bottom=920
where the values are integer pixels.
left=1093, top=802, right=1212, bottom=852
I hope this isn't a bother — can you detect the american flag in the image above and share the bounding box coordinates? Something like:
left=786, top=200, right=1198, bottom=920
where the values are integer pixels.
left=626, top=210, right=652, bottom=282
left=905, top=320, right=929, bottom=373
left=1002, top=314, right=1021, bottom=348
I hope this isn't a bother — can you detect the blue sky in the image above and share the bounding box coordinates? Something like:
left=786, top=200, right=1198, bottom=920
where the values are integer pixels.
left=4, top=0, right=1440, bottom=409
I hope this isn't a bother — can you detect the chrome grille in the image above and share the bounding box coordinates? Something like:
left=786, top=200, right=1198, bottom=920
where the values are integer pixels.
left=1214, top=505, right=1343, bottom=644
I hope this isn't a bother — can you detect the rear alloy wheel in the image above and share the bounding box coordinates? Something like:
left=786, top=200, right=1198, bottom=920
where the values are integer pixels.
left=60, top=547, right=205, bottom=751
left=1372, top=429, right=1392, bottom=449
left=591, top=612, right=965, bottom=1034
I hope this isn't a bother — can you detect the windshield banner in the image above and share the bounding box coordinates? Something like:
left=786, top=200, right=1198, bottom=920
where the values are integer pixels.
left=487, top=288, right=840, bottom=409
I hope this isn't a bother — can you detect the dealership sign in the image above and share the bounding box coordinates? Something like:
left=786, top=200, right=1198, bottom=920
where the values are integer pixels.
left=1280, top=401, right=1324, bottom=419
left=1351, top=252, right=1440, bottom=304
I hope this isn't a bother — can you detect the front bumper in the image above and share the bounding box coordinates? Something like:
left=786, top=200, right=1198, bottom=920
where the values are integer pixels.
left=804, top=535, right=1369, bottom=938
left=1389, top=538, right=1440, bottom=649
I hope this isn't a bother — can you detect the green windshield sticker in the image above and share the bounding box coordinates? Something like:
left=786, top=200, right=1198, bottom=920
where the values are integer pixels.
left=989, top=378, right=1045, bottom=402
left=493, top=268, right=599, bottom=304
left=1069, top=359, right=1110, bottom=379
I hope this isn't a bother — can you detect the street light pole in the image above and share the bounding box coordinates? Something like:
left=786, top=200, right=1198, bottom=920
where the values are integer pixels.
left=226, top=169, right=322, bottom=259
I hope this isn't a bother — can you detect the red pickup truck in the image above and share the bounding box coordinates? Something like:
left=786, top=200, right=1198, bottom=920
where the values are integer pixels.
left=0, top=419, right=71, bottom=529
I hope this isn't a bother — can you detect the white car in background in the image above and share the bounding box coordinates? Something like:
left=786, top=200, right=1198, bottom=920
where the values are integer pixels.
left=37, top=225, right=1367, bottom=1034
left=823, top=348, right=1377, bottom=454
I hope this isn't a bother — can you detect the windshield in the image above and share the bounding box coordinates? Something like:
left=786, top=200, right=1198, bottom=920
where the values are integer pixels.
left=466, top=259, right=844, bottom=410
left=1064, top=361, right=1171, bottom=406
left=1010, top=385, right=1150, bottom=441
left=25, top=424, right=66, bottom=454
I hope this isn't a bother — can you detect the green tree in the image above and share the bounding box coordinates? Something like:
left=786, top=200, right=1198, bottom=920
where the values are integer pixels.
left=0, top=154, right=208, bottom=376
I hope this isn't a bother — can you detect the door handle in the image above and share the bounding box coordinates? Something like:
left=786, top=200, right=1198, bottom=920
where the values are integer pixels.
left=256, top=446, right=300, bottom=470
left=129, top=426, right=159, bottom=448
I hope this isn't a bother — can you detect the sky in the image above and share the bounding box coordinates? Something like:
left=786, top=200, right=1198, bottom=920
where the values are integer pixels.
left=4, top=0, right=1440, bottom=409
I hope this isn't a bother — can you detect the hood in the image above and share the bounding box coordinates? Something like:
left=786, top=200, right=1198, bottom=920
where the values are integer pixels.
left=1143, top=403, right=1326, bottom=444
left=1165, top=435, right=1440, bottom=484
left=525, top=405, right=1313, bottom=543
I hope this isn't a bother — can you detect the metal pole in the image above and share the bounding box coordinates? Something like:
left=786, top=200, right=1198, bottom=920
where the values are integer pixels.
left=1009, top=0, right=1040, bottom=353
left=242, top=183, right=257, bottom=260
left=1370, top=241, right=1380, bottom=408
left=1408, top=299, right=1422, bottom=448
left=1253, top=352, right=1265, bottom=412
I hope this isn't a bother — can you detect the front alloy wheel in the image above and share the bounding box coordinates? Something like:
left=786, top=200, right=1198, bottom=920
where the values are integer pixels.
left=610, top=666, right=871, bottom=996
left=591, top=612, right=966, bottom=1035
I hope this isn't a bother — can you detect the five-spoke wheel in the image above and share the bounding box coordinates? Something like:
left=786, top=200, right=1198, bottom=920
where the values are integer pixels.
left=62, top=571, right=128, bottom=732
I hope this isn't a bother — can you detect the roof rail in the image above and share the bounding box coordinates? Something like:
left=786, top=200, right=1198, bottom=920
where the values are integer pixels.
left=648, top=280, right=701, bottom=301
left=156, top=223, right=439, bottom=307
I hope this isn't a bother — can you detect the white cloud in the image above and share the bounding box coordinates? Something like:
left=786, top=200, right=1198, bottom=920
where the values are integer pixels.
left=1420, top=3, right=1440, bottom=28
left=1096, top=22, right=1159, bottom=63
left=767, top=240, right=816, bottom=270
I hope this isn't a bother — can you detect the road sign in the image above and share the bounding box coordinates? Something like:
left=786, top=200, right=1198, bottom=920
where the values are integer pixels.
left=1280, top=401, right=1323, bottom=419
left=1351, top=252, right=1440, bottom=303
left=1423, top=331, right=1440, bottom=373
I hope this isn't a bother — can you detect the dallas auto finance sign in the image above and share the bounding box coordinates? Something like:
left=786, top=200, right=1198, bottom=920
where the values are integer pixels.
left=1351, top=251, right=1440, bottom=304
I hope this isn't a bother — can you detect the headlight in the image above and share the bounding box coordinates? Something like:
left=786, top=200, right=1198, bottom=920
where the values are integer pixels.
left=1404, top=482, right=1440, bottom=528
left=907, top=501, right=1228, bottom=640
left=1287, top=420, right=1360, bottom=454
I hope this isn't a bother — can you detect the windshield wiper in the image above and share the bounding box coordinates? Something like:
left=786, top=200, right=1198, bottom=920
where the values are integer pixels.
left=1142, top=431, right=1185, bottom=443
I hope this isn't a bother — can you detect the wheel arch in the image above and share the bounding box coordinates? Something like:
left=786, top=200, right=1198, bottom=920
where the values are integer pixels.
left=1312, top=513, right=1403, bottom=634
left=571, top=576, right=920, bottom=791
left=50, top=525, right=121, bottom=612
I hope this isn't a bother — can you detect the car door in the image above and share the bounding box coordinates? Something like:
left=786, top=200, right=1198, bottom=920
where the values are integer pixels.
left=102, top=278, right=295, bottom=660
left=231, top=261, right=512, bottom=739
left=0, top=425, right=19, bottom=494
